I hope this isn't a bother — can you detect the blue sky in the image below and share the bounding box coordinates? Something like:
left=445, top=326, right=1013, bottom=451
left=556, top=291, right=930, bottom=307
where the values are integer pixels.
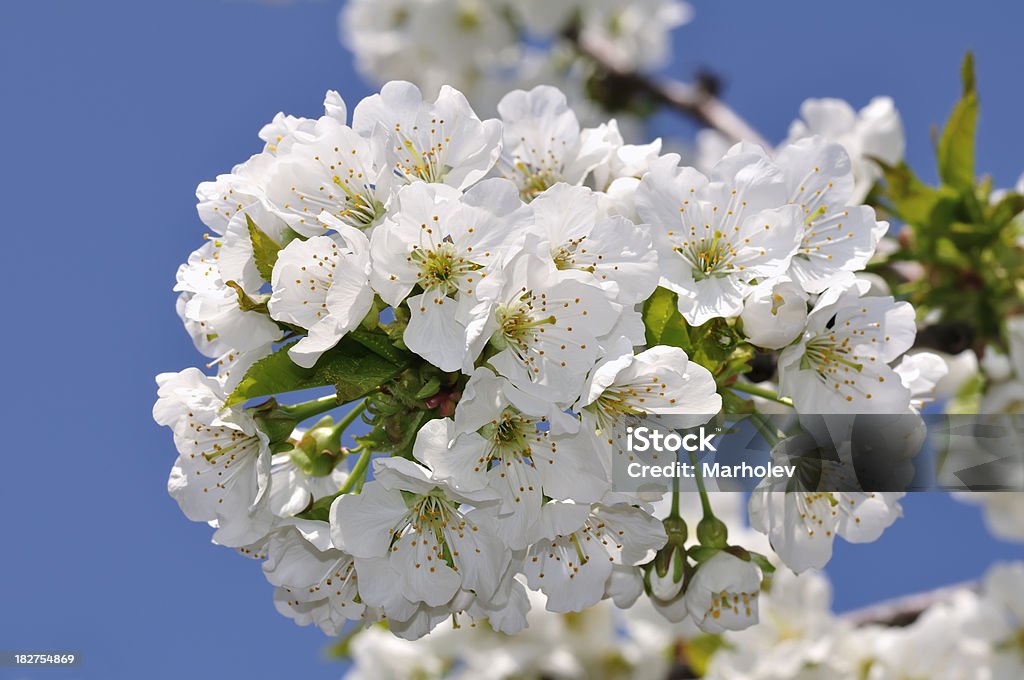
left=1, top=1, right=1021, bottom=678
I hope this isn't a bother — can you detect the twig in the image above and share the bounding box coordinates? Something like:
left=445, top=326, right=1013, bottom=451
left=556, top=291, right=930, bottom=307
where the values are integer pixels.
left=565, top=26, right=770, bottom=149
left=842, top=580, right=977, bottom=628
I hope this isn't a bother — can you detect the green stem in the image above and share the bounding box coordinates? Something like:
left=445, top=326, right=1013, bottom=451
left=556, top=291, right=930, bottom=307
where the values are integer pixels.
left=338, top=446, right=371, bottom=495
left=688, top=450, right=713, bottom=519
left=280, top=394, right=340, bottom=422
left=729, top=382, right=794, bottom=407
left=669, top=451, right=681, bottom=519
left=750, top=413, right=782, bottom=447
left=332, top=400, right=368, bottom=444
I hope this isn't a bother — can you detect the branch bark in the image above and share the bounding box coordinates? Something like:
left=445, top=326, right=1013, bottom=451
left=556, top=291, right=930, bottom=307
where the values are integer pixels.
left=566, top=27, right=770, bottom=149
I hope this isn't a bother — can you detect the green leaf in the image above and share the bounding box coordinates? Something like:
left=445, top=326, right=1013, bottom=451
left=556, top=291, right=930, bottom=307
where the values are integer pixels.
left=682, top=634, right=726, bottom=677
left=989, top=192, right=1024, bottom=230
left=247, top=214, right=300, bottom=282
left=414, top=377, right=442, bottom=399
left=642, top=287, right=690, bottom=349
left=877, top=161, right=949, bottom=226
left=227, top=338, right=407, bottom=406
left=347, top=328, right=412, bottom=365
left=937, top=52, right=978, bottom=192
left=295, top=493, right=337, bottom=523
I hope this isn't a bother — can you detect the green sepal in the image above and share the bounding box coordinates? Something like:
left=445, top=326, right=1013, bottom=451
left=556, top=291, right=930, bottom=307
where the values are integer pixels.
left=225, top=280, right=270, bottom=314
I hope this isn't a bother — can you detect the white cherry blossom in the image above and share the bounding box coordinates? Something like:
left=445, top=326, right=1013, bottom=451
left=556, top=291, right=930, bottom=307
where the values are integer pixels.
left=330, top=458, right=511, bottom=628
left=369, top=179, right=529, bottom=371
left=353, top=80, right=502, bottom=189
left=684, top=551, right=762, bottom=634
left=528, top=183, right=660, bottom=304
left=786, top=96, right=905, bottom=203
left=153, top=368, right=273, bottom=548
left=635, top=151, right=803, bottom=325
left=523, top=501, right=666, bottom=613
left=264, top=525, right=364, bottom=635
left=496, top=86, right=614, bottom=201
left=468, top=254, right=620, bottom=404
left=268, top=217, right=374, bottom=368
left=777, top=282, right=917, bottom=413
left=263, top=115, right=392, bottom=236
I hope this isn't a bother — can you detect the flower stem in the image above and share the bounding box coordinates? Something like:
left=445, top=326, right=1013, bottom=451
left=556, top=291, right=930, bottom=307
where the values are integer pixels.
left=688, top=450, right=713, bottom=519
left=669, top=451, right=681, bottom=519
left=338, top=446, right=371, bottom=495
left=729, top=382, right=794, bottom=407
left=280, top=394, right=340, bottom=422
left=749, top=414, right=782, bottom=447
left=332, top=400, right=368, bottom=445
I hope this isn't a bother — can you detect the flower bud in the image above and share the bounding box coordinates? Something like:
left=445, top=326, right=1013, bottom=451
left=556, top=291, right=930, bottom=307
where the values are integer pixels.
left=649, top=545, right=687, bottom=601
left=740, top=277, right=808, bottom=350
left=696, top=514, right=729, bottom=548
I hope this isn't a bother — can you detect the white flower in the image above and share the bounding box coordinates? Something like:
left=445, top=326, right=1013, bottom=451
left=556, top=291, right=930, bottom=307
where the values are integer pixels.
left=775, top=136, right=889, bottom=293
left=786, top=96, right=905, bottom=203
left=740, top=276, right=808, bottom=350
left=573, top=0, right=693, bottom=71
left=590, top=119, right=665, bottom=191
left=496, top=86, right=614, bottom=201
left=979, top=562, right=1024, bottom=676
left=330, top=457, right=510, bottom=626
left=196, top=153, right=274, bottom=237
left=153, top=368, right=273, bottom=548
left=894, top=351, right=948, bottom=410
left=577, top=340, right=722, bottom=468
left=369, top=179, right=529, bottom=371
left=635, top=151, right=803, bottom=325
left=414, top=369, right=604, bottom=547
left=523, top=501, right=666, bottom=613
left=749, top=486, right=902, bottom=573
left=268, top=218, right=374, bottom=368
left=469, top=254, right=621, bottom=404
left=684, top=551, right=762, bottom=633
left=264, top=525, right=364, bottom=635
left=341, top=0, right=518, bottom=114
left=705, top=569, right=843, bottom=679
left=262, top=115, right=392, bottom=236
left=353, top=80, right=502, bottom=189
left=174, top=239, right=283, bottom=356
left=958, top=492, right=1024, bottom=542
left=259, top=90, right=348, bottom=155
left=777, top=282, right=916, bottom=413
left=528, top=183, right=660, bottom=304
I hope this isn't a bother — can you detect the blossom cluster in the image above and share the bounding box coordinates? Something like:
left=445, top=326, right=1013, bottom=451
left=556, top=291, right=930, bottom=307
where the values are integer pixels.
left=340, top=494, right=1024, bottom=680
left=155, top=79, right=930, bottom=642
left=341, top=0, right=691, bottom=119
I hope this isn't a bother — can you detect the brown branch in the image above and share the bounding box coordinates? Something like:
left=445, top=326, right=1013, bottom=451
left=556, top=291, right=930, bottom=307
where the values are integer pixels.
left=842, top=580, right=977, bottom=628
left=565, top=27, right=770, bottom=149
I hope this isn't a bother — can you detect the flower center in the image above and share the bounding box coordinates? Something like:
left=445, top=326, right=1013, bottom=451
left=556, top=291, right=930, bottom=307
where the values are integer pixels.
left=492, top=297, right=556, bottom=354
left=514, top=161, right=559, bottom=202
left=674, top=232, right=738, bottom=281
left=410, top=241, right=476, bottom=295
left=393, top=121, right=451, bottom=184
left=551, top=237, right=593, bottom=272
left=801, top=333, right=865, bottom=383
left=331, top=174, right=385, bottom=229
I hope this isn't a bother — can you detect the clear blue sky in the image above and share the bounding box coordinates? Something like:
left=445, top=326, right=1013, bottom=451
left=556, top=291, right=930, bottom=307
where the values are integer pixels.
left=1, top=1, right=1021, bottom=678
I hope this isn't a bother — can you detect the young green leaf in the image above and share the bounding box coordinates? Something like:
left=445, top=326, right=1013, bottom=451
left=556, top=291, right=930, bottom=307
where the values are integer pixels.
left=642, top=286, right=691, bottom=349
left=937, top=52, right=978, bottom=192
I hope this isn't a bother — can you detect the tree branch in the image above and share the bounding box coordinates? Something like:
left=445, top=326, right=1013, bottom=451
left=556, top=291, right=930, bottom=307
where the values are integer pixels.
left=841, top=580, right=976, bottom=628
left=565, top=27, right=770, bottom=149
